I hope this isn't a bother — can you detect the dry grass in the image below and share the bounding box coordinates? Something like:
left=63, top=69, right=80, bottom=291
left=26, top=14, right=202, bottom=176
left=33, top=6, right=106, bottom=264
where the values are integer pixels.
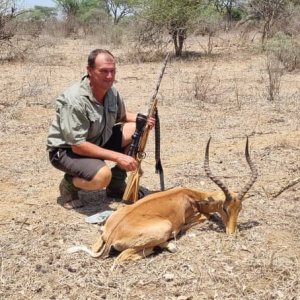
left=0, top=33, right=299, bottom=300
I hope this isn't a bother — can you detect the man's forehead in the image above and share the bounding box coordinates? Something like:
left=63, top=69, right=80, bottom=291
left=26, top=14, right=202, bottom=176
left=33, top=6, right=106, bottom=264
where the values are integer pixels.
left=95, top=53, right=115, bottom=65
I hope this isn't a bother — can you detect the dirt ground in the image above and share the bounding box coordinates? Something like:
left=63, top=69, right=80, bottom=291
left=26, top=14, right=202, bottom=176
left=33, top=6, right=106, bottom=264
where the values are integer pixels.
left=0, top=33, right=299, bottom=300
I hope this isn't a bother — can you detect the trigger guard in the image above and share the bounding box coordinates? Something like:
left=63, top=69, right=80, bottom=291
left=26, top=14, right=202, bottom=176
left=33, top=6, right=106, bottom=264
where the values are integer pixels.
left=138, top=152, right=146, bottom=159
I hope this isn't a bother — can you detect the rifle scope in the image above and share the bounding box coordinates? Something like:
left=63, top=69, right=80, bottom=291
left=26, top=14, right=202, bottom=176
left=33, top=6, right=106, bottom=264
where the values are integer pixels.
left=128, top=113, right=147, bottom=157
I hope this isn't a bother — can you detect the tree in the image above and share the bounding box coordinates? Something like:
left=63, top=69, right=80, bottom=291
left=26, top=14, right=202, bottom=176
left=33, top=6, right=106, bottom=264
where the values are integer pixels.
left=195, top=4, right=223, bottom=55
left=0, top=0, right=20, bottom=41
left=21, top=6, right=57, bottom=22
left=54, top=0, right=81, bottom=19
left=54, top=0, right=101, bottom=35
left=136, top=0, right=203, bottom=57
left=209, top=0, right=244, bottom=21
left=77, top=0, right=106, bottom=25
left=246, top=0, right=289, bottom=44
left=103, top=0, right=134, bottom=24
left=288, top=0, right=300, bottom=5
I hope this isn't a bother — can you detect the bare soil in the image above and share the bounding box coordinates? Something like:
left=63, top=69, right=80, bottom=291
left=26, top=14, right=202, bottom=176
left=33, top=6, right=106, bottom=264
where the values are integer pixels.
left=0, top=35, right=299, bottom=300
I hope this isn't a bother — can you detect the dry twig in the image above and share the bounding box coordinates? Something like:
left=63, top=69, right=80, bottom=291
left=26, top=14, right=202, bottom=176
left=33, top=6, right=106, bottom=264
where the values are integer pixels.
left=273, top=177, right=300, bottom=198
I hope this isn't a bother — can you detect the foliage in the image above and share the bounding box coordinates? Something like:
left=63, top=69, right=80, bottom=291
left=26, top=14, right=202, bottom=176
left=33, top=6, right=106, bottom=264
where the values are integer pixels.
left=103, top=0, right=135, bottom=24
left=0, top=0, right=18, bottom=41
left=54, top=0, right=81, bottom=18
left=230, top=6, right=243, bottom=20
left=265, top=32, right=300, bottom=71
left=193, top=4, right=223, bottom=54
left=246, top=0, right=289, bottom=44
left=134, top=0, right=204, bottom=57
left=53, top=0, right=135, bottom=35
left=289, top=0, right=300, bottom=5
left=54, top=0, right=104, bottom=35
left=137, top=0, right=200, bottom=27
left=77, top=0, right=106, bottom=25
left=208, top=0, right=244, bottom=20
left=54, top=0, right=135, bottom=25
left=19, top=6, right=57, bottom=22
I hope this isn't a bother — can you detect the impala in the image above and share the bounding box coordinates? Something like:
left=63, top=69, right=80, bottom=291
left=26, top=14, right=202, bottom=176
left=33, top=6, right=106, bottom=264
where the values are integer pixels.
left=69, top=137, right=258, bottom=262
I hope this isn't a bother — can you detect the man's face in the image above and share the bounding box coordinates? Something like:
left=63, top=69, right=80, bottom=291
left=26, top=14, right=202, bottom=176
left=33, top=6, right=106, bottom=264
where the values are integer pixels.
left=87, top=53, right=116, bottom=91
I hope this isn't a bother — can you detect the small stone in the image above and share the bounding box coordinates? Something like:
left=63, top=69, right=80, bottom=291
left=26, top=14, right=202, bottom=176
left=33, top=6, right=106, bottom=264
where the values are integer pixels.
left=67, top=267, right=77, bottom=273
left=177, top=296, right=191, bottom=300
left=35, top=264, right=42, bottom=272
left=187, top=233, right=196, bottom=238
left=163, top=273, right=174, bottom=282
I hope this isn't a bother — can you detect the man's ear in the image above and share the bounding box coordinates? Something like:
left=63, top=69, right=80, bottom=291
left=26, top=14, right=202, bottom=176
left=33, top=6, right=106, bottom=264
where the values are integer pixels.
left=87, top=66, right=92, bottom=76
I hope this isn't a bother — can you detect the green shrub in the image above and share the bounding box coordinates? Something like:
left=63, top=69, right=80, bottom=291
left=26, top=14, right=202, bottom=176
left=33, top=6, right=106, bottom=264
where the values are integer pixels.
left=230, top=7, right=243, bottom=21
left=265, top=32, right=300, bottom=72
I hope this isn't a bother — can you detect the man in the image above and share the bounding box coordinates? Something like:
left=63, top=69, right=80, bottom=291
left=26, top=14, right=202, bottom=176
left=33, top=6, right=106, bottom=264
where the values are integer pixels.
left=47, top=49, right=155, bottom=209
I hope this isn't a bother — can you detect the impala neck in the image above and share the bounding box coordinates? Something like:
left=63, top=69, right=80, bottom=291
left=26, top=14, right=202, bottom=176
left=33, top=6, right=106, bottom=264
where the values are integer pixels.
left=196, top=199, right=223, bottom=214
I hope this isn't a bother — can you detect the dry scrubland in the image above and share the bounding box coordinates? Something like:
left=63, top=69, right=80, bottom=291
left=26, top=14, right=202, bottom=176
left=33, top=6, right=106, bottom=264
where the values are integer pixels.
left=0, top=32, right=299, bottom=299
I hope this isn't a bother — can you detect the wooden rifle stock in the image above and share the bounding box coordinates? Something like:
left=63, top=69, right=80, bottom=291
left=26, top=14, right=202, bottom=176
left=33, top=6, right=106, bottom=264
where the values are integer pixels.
left=122, top=54, right=169, bottom=203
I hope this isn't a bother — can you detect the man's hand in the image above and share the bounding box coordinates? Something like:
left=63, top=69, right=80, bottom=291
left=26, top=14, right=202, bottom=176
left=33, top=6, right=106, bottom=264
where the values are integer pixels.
left=115, top=153, right=138, bottom=171
left=147, top=116, right=155, bottom=129
left=72, top=142, right=137, bottom=171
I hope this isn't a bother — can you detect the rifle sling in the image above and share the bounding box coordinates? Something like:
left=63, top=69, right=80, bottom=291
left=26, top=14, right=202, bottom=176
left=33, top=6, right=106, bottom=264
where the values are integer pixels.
left=154, top=109, right=165, bottom=191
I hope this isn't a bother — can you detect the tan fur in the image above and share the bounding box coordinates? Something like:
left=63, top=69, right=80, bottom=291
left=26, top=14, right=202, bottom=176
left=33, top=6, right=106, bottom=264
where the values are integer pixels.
left=91, top=187, right=228, bottom=261
left=73, top=139, right=257, bottom=263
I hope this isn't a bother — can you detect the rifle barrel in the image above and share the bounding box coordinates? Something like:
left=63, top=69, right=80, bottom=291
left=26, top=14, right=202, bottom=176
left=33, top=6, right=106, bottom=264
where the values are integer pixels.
left=151, top=53, right=170, bottom=101
left=122, top=53, right=170, bottom=203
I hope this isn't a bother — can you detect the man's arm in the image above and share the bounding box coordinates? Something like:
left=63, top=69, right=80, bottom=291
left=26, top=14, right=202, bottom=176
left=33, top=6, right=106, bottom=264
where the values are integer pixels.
left=125, top=111, right=155, bottom=128
left=71, top=142, right=137, bottom=171
left=124, top=111, right=137, bottom=122
left=71, top=111, right=154, bottom=171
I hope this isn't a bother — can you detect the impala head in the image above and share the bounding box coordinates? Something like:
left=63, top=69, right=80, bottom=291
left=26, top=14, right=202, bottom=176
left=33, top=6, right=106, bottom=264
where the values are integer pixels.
left=204, top=137, right=258, bottom=234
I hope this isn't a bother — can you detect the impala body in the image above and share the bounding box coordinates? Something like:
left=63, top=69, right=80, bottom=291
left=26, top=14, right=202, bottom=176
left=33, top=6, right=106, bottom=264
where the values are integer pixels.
left=72, top=138, right=258, bottom=262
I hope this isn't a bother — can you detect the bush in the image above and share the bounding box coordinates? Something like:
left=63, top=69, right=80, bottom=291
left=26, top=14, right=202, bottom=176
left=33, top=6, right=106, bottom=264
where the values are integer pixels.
left=265, top=32, right=300, bottom=72
left=230, top=7, right=244, bottom=21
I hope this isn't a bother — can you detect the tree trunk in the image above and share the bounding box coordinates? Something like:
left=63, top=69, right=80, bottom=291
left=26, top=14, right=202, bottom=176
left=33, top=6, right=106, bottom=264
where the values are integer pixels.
left=171, top=28, right=186, bottom=57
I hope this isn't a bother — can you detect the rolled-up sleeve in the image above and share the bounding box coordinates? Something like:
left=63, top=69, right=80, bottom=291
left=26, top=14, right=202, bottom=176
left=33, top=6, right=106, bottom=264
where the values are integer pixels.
left=59, top=103, right=90, bottom=145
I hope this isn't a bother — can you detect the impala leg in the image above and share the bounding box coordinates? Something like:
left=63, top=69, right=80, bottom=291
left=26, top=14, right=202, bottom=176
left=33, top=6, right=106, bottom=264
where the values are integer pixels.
left=181, top=213, right=209, bottom=233
left=91, top=235, right=104, bottom=253
left=113, top=218, right=174, bottom=263
left=159, top=241, right=178, bottom=253
left=115, top=247, right=155, bottom=262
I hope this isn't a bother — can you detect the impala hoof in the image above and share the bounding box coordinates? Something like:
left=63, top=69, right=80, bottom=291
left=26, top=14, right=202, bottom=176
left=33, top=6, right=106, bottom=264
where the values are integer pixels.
left=166, top=242, right=177, bottom=253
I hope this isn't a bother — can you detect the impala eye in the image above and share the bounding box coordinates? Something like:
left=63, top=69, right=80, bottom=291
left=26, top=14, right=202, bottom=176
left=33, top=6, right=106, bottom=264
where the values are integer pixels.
left=223, top=205, right=229, bottom=215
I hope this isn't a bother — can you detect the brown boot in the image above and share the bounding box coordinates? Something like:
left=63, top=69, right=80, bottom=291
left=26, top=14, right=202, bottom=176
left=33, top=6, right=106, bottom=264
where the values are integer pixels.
left=57, top=177, right=83, bottom=209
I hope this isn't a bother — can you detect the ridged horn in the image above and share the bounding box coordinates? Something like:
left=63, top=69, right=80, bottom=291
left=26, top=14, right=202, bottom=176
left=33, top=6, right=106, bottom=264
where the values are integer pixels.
left=204, top=137, right=232, bottom=201
left=237, top=136, right=258, bottom=200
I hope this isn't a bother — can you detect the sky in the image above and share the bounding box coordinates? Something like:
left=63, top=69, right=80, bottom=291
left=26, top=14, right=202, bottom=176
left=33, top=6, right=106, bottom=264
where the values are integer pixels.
left=21, top=0, right=56, bottom=9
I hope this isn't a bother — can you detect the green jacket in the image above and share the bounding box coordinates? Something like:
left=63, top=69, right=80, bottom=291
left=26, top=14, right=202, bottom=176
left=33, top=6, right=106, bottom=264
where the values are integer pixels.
left=47, top=75, right=126, bottom=150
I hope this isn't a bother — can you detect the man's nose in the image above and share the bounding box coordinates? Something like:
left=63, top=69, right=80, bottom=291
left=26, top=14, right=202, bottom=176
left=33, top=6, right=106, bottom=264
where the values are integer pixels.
left=106, top=71, right=114, bottom=79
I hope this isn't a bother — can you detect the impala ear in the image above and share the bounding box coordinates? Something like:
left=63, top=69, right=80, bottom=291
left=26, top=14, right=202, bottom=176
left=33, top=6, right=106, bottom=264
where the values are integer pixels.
left=241, top=193, right=255, bottom=201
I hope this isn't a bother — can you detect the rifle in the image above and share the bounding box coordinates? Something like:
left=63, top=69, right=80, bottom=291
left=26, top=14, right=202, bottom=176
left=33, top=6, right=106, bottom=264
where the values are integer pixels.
left=122, top=53, right=170, bottom=203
